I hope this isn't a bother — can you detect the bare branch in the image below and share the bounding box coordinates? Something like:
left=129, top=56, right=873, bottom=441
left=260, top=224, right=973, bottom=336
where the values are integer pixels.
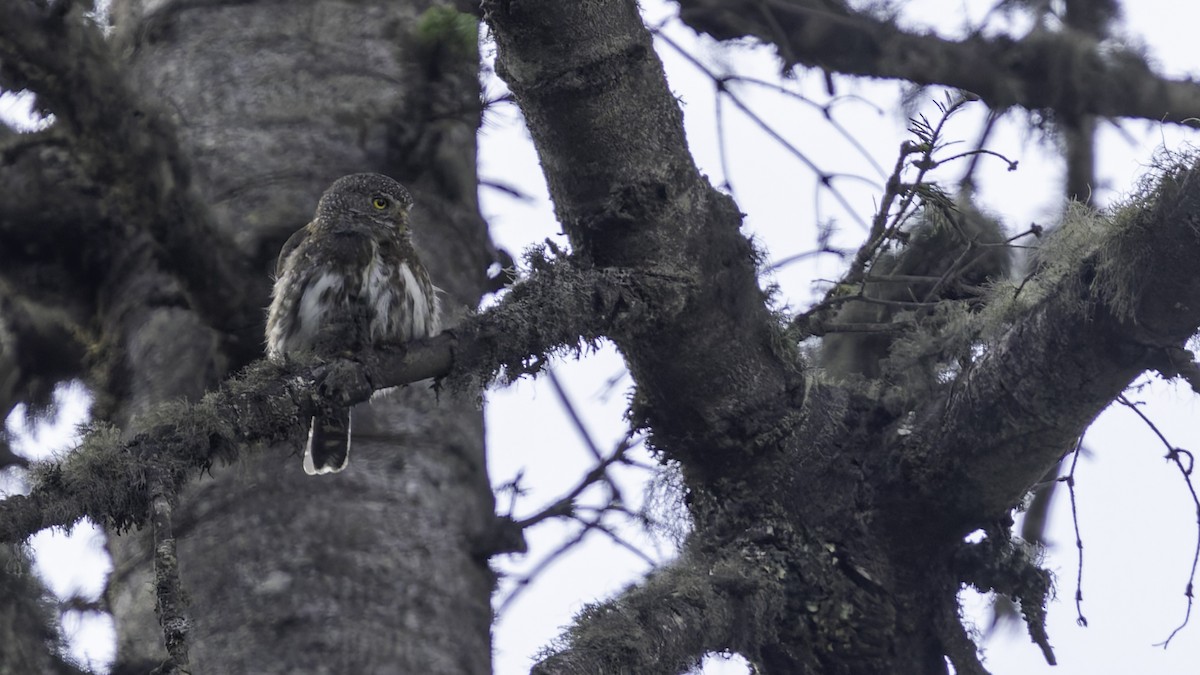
left=1064, top=438, right=1088, bottom=629
left=654, top=29, right=873, bottom=229
left=547, top=368, right=607, bottom=463
left=676, top=0, right=1200, bottom=123
left=513, top=435, right=633, bottom=531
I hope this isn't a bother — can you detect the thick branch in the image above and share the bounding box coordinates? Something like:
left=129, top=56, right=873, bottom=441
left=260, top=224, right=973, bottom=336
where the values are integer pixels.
left=676, top=0, right=1200, bottom=123
left=485, top=0, right=800, bottom=483
left=486, top=4, right=918, bottom=669
left=0, top=340, right=451, bottom=543
left=532, top=551, right=784, bottom=674
left=904, top=158, right=1200, bottom=529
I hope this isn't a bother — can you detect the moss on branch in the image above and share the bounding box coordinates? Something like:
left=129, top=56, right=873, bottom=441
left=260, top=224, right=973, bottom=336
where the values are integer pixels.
left=532, top=550, right=785, bottom=675
left=0, top=256, right=633, bottom=543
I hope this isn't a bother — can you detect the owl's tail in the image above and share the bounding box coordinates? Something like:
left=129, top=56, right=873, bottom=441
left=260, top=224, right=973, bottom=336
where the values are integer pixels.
left=304, top=410, right=352, bottom=475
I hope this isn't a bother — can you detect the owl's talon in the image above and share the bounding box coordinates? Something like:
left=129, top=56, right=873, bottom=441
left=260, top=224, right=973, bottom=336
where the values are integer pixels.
left=315, top=360, right=371, bottom=406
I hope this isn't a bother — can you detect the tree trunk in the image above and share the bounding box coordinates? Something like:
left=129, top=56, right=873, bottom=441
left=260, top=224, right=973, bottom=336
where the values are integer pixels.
left=102, top=2, right=496, bottom=672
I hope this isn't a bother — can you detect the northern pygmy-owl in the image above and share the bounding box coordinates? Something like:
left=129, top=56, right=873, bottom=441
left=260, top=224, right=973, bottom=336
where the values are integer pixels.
left=266, top=173, right=440, bottom=475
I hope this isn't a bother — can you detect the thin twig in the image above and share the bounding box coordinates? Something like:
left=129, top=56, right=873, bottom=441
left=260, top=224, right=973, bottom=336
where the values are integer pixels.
left=496, top=523, right=592, bottom=615
left=1117, top=395, right=1200, bottom=647
left=719, top=74, right=888, bottom=177
left=961, top=109, right=1002, bottom=189
left=766, top=245, right=844, bottom=272
left=513, top=434, right=636, bottom=530
left=496, top=429, right=652, bottom=615
left=714, top=86, right=735, bottom=194
left=480, top=178, right=534, bottom=201
left=1061, top=435, right=1088, bottom=627
left=653, top=29, right=871, bottom=230
left=547, top=368, right=605, bottom=463
left=577, top=517, right=658, bottom=567
left=649, top=18, right=888, bottom=178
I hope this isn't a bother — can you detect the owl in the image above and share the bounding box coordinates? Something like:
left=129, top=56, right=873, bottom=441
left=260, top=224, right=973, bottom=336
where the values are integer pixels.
left=266, top=173, right=440, bottom=474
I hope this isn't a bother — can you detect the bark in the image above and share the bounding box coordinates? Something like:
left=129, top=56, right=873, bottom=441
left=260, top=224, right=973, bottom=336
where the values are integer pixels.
left=0, top=2, right=258, bottom=358
left=3, top=0, right=495, bottom=672
left=486, top=1, right=901, bottom=670
left=98, top=1, right=496, bottom=672
left=486, top=1, right=1200, bottom=672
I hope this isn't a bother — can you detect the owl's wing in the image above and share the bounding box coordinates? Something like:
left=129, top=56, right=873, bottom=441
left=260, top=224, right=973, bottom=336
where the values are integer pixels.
left=275, top=221, right=314, bottom=278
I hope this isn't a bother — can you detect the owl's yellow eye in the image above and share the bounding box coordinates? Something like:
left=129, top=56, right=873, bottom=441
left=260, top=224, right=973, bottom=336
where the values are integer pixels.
left=371, top=197, right=388, bottom=210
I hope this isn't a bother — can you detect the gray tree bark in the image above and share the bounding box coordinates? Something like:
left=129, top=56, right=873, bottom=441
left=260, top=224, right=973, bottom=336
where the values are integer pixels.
left=485, top=1, right=1200, bottom=672
left=5, top=0, right=496, bottom=672
left=105, top=2, right=495, bottom=671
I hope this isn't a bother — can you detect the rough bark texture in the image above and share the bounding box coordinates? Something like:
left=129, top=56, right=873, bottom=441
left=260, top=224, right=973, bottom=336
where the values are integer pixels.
left=97, top=2, right=496, bottom=672
left=6, top=1, right=1200, bottom=674
left=4, top=0, right=496, bottom=672
left=485, top=1, right=1200, bottom=672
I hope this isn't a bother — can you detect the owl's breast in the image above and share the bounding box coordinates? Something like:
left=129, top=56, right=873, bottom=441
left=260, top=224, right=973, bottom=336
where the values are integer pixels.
left=362, top=251, right=438, bottom=343
left=267, top=268, right=349, bottom=357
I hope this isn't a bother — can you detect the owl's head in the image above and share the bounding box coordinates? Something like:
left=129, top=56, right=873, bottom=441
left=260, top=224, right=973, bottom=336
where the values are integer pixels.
left=317, top=173, right=415, bottom=230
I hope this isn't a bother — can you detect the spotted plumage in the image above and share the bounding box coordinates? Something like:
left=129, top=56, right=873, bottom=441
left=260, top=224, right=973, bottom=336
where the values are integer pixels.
left=266, top=173, right=440, bottom=475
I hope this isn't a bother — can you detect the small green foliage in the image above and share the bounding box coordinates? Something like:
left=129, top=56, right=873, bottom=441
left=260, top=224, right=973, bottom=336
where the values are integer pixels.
left=1093, top=148, right=1200, bottom=321
left=1021, top=201, right=1114, bottom=308
left=414, top=6, right=479, bottom=62
left=1022, top=147, right=1200, bottom=326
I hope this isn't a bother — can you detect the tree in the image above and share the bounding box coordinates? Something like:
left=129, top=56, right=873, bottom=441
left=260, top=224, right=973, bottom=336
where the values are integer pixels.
left=2, top=0, right=1200, bottom=673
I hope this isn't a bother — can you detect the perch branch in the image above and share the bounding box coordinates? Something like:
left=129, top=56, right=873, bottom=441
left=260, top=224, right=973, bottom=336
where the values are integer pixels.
left=0, top=259, right=636, bottom=543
